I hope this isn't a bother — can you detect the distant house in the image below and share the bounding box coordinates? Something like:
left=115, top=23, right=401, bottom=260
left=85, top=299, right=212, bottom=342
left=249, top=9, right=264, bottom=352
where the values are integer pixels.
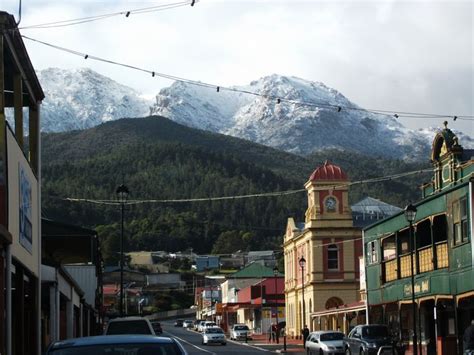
left=245, top=250, right=276, bottom=268
left=146, top=273, right=184, bottom=290
left=103, top=266, right=146, bottom=287
left=220, top=262, right=284, bottom=331
left=219, top=254, right=245, bottom=269
left=127, top=251, right=169, bottom=273
left=194, top=256, right=220, bottom=272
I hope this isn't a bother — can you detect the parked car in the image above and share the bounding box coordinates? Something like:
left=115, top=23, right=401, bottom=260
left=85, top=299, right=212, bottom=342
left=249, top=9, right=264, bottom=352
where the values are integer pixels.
left=344, top=324, right=394, bottom=355
left=194, top=319, right=204, bottom=332
left=230, top=324, right=251, bottom=340
left=104, top=316, right=155, bottom=335
left=197, top=321, right=206, bottom=332
left=305, top=330, right=345, bottom=354
left=202, top=327, right=227, bottom=346
left=201, top=321, right=217, bottom=333
left=151, top=321, right=163, bottom=335
left=174, top=319, right=184, bottom=327
left=194, top=320, right=205, bottom=331
left=45, top=335, right=187, bottom=354
left=183, top=320, right=194, bottom=328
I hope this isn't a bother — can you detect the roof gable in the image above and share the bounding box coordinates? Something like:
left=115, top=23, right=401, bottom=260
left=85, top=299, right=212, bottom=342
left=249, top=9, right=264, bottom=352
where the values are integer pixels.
left=230, top=262, right=282, bottom=278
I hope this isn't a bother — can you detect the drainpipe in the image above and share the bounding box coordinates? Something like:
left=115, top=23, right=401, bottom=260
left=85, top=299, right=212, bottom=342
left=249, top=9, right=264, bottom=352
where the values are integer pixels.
left=362, top=231, right=369, bottom=325
left=6, top=244, right=11, bottom=355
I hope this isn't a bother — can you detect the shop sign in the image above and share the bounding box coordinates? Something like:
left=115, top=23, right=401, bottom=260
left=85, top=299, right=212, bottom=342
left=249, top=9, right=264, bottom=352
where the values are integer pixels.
left=19, top=165, right=32, bottom=253
left=404, top=279, right=430, bottom=297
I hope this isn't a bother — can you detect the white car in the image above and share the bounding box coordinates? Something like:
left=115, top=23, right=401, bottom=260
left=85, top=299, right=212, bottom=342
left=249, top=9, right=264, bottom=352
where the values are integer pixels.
left=200, top=321, right=217, bottom=333
left=183, top=320, right=194, bottom=328
left=230, top=324, right=251, bottom=340
left=202, top=327, right=226, bottom=346
left=104, top=316, right=155, bottom=335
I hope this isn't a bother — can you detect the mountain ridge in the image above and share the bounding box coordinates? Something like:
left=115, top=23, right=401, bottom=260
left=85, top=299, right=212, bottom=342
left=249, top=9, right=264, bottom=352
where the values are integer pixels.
left=34, top=68, right=473, bottom=160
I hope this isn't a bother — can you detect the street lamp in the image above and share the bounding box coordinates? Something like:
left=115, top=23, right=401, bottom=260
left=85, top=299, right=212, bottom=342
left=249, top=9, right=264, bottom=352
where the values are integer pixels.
left=116, top=184, right=129, bottom=317
left=404, top=203, right=418, bottom=355
left=299, top=256, right=306, bottom=343
left=273, top=265, right=280, bottom=344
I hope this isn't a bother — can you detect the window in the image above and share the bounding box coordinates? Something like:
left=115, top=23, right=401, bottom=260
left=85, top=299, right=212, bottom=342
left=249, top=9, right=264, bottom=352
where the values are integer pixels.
left=327, top=244, right=339, bottom=270
left=382, top=235, right=396, bottom=260
left=454, top=197, right=468, bottom=244
left=366, top=241, right=378, bottom=264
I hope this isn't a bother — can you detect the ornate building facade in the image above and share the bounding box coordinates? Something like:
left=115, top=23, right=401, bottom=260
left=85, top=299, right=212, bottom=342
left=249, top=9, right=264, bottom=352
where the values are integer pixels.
left=364, top=123, right=474, bottom=355
left=283, top=161, right=363, bottom=338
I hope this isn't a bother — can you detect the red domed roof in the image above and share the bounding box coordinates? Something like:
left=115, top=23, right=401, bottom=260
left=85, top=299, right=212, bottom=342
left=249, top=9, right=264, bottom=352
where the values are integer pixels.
left=309, top=160, right=348, bottom=181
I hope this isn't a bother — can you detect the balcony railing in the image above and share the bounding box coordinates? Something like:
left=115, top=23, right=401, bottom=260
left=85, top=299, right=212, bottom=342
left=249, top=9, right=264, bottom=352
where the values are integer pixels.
left=436, top=242, right=448, bottom=268
left=418, top=245, right=434, bottom=273
left=400, top=254, right=414, bottom=278
left=383, top=259, right=398, bottom=282
left=382, top=241, right=449, bottom=284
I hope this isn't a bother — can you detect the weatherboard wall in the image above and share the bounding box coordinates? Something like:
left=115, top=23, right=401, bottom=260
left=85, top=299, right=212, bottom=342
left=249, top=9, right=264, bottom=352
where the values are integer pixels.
left=364, top=182, right=473, bottom=306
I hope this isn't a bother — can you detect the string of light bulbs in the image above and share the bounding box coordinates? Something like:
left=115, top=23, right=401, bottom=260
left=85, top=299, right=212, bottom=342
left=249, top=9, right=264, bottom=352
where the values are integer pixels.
left=17, top=0, right=197, bottom=30
left=51, top=168, right=432, bottom=206
left=20, top=35, right=474, bottom=122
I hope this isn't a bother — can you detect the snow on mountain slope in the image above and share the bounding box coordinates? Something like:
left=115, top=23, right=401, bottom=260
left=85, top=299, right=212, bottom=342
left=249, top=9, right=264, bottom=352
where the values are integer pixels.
left=35, top=69, right=471, bottom=160
left=37, top=68, right=152, bottom=132
left=151, top=74, right=456, bottom=159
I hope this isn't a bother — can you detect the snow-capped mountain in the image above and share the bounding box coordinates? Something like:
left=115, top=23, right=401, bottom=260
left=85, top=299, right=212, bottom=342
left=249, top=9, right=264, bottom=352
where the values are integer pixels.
left=37, top=68, right=152, bottom=132
left=35, top=69, right=471, bottom=160
left=151, top=74, right=451, bottom=159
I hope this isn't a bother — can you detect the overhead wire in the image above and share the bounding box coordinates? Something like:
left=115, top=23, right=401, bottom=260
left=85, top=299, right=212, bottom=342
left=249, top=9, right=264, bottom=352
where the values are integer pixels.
left=17, top=1, right=197, bottom=30
left=19, top=35, right=474, bottom=121
left=49, top=168, right=432, bottom=206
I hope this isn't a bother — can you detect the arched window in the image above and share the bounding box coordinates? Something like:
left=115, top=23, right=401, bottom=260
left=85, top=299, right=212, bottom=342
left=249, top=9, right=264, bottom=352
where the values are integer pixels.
left=325, top=297, right=343, bottom=309
left=327, top=244, right=339, bottom=270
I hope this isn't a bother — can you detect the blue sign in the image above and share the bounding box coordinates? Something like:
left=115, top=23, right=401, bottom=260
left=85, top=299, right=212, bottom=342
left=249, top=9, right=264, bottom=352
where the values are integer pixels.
left=19, top=166, right=32, bottom=253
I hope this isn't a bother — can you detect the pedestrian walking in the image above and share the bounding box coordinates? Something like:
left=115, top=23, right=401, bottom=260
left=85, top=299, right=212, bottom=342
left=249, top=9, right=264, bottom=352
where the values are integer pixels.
left=464, top=320, right=474, bottom=352
left=302, top=325, right=309, bottom=348
left=268, top=325, right=273, bottom=343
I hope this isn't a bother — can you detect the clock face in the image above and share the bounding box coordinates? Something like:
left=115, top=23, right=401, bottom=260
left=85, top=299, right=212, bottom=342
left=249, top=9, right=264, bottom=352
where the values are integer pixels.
left=325, top=197, right=337, bottom=211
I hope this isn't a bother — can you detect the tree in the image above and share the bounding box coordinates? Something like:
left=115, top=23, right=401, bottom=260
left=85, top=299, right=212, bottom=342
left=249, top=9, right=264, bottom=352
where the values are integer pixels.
left=211, top=230, right=245, bottom=254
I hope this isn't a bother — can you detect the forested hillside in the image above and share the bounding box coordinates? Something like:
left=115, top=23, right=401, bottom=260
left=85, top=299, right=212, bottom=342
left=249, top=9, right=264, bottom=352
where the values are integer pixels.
left=41, top=116, right=431, bottom=264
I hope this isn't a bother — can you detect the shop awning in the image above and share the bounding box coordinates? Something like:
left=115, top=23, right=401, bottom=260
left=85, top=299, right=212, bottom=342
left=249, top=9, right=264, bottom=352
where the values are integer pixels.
left=311, top=300, right=366, bottom=318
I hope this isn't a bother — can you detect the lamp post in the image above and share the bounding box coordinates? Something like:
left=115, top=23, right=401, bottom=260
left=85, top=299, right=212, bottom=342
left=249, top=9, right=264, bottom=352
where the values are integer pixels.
left=273, top=266, right=280, bottom=344
left=405, top=203, right=418, bottom=355
left=116, top=184, right=129, bottom=317
left=299, top=256, right=306, bottom=344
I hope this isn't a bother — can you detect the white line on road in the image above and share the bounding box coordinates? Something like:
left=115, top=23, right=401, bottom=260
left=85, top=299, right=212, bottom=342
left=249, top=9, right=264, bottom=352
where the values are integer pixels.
left=164, top=331, right=217, bottom=355
left=227, top=338, right=272, bottom=352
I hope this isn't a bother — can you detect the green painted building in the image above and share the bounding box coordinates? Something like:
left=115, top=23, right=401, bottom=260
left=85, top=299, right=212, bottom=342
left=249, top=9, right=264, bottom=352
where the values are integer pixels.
left=364, top=122, right=473, bottom=355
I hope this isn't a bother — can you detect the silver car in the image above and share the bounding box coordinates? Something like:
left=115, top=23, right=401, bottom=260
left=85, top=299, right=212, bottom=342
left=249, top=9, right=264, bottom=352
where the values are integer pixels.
left=305, top=330, right=345, bottom=355
left=230, top=324, right=252, bottom=340
left=202, top=327, right=226, bottom=345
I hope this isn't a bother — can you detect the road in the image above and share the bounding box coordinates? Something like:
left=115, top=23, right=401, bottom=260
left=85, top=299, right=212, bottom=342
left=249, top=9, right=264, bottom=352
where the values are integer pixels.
left=161, top=320, right=304, bottom=355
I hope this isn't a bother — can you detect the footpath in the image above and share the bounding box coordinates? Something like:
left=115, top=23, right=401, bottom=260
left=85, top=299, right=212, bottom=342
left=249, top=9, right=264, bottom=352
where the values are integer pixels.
left=248, top=333, right=305, bottom=353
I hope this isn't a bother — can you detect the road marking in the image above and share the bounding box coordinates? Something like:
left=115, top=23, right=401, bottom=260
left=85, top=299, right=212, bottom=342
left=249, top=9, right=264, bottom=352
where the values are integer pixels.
left=164, top=331, right=217, bottom=355
left=227, top=338, right=272, bottom=352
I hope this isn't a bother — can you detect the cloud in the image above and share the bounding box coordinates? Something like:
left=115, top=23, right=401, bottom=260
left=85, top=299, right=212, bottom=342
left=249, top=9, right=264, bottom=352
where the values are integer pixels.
left=3, top=0, right=473, bottom=134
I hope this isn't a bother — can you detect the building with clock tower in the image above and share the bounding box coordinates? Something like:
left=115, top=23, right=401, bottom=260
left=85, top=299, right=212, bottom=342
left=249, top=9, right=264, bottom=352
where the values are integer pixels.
left=283, top=161, right=366, bottom=338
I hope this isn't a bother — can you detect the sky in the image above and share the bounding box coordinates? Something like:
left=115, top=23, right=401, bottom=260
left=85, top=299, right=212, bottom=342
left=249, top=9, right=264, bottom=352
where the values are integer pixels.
left=2, top=0, right=473, bottom=134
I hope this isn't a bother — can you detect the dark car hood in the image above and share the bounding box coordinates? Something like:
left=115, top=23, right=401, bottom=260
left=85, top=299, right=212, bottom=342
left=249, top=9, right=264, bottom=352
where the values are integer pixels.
left=364, top=336, right=392, bottom=345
